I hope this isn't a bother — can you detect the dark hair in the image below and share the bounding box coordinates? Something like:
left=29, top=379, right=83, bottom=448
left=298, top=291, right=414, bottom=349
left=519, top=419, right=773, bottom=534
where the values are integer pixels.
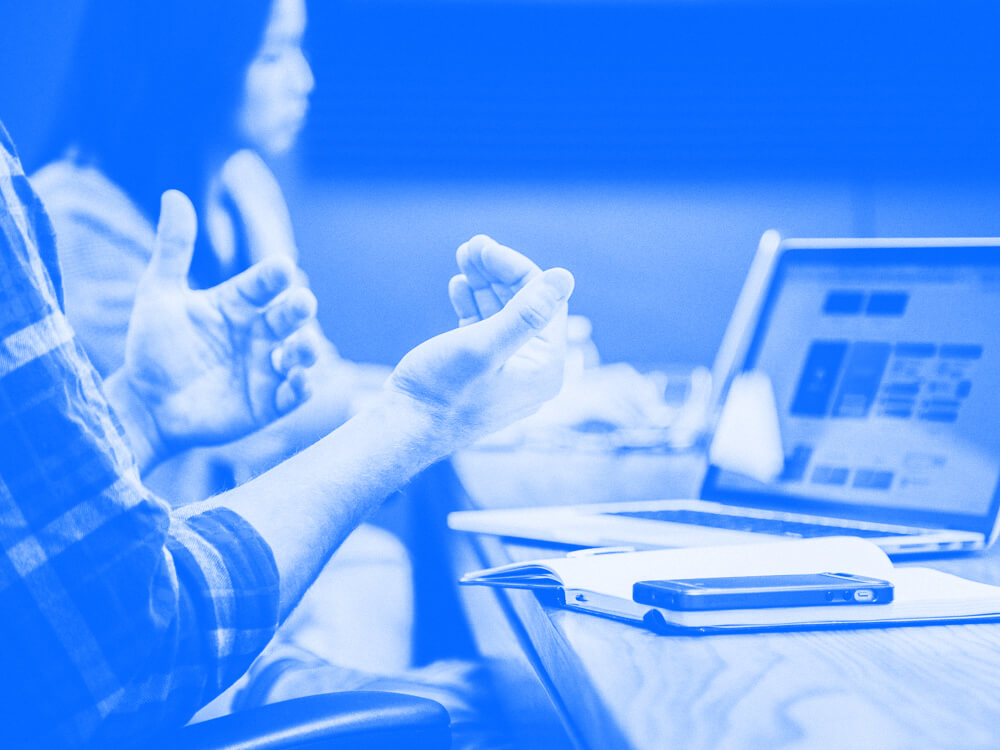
left=47, top=0, right=274, bottom=223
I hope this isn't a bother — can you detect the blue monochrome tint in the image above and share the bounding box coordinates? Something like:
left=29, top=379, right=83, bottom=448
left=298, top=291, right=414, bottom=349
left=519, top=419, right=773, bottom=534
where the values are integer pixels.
left=1, top=0, right=1000, bottom=748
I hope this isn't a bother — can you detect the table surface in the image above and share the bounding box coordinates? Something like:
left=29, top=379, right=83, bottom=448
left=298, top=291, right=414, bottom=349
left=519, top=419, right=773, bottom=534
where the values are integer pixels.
left=450, top=447, right=1000, bottom=750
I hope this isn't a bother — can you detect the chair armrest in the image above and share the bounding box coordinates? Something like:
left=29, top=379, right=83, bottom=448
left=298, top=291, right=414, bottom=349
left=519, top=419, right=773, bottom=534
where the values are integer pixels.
left=165, top=691, right=451, bottom=749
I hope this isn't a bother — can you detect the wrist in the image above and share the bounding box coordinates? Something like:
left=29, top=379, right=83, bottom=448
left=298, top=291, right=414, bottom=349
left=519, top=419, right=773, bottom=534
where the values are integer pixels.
left=104, top=369, right=169, bottom=473
left=362, top=389, right=460, bottom=467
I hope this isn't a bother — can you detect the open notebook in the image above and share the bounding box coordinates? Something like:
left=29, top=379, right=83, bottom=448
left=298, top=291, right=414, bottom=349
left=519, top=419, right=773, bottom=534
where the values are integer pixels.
left=460, top=537, right=1000, bottom=634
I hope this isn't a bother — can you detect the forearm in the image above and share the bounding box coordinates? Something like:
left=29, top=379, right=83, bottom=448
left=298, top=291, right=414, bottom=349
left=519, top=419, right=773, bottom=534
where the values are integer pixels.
left=203, top=393, right=447, bottom=619
left=220, top=354, right=361, bottom=483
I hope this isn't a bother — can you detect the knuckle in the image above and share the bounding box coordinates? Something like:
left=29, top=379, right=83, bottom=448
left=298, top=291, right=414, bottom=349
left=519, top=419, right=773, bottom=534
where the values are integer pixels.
left=261, top=261, right=292, bottom=294
left=517, top=302, right=549, bottom=331
left=270, top=347, right=285, bottom=374
left=299, top=340, right=318, bottom=365
left=291, top=285, right=317, bottom=312
left=265, top=306, right=285, bottom=331
left=294, top=376, right=312, bottom=400
left=277, top=306, right=298, bottom=331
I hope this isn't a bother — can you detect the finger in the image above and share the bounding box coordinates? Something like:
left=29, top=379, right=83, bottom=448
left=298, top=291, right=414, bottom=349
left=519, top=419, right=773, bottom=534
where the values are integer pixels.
left=149, top=190, right=197, bottom=283
left=479, top=238, right=541, bottom=294
left=457, top=237, right=503, bottom=319
left=275, top=367, right=312, bottom=414
left=458, top=235, right=508, bottom=301
left=226, top=255, right=297, bottom=310
left=461, top=234, right=542, bottom=306
left=264, top=286, right=318, bottom=340
left=478, top=267, right=574, bottom=362
left=270, top=331, right=319, bottom=375
left=448, top=274, right=481, bottom=327
left=491, top=279, right=514, bottom=306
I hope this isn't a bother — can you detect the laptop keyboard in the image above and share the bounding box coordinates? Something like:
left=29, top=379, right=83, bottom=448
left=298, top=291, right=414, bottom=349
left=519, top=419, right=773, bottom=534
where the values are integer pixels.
left=607, top=509, right=919, bottom=538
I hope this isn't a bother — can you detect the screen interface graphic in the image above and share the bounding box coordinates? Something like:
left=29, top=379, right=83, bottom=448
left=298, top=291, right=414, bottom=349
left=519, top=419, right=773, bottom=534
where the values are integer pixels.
left=715, top=255, right=1000, bottom=521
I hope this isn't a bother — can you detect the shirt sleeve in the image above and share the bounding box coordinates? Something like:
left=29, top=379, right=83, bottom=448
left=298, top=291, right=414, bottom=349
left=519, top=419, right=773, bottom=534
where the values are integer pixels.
left=0, top=134, right=279, bottom=748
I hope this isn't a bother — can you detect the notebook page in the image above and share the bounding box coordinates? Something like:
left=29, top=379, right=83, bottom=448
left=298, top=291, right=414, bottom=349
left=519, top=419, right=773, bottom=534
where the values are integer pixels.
left=890, top=568, right=1000, bottom=610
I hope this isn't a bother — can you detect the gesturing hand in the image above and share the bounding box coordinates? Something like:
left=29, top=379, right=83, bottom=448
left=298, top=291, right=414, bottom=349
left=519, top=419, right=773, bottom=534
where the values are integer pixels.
left=387, top=235, right=573, bottom=455
left=122, top=190, right=318, bottom=457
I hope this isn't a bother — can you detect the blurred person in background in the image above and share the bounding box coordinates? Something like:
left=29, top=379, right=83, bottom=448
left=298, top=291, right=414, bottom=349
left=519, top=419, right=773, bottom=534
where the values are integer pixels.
left=37, top=0, right=343, bottom=501
left=36, top=0, right=684, bottom=466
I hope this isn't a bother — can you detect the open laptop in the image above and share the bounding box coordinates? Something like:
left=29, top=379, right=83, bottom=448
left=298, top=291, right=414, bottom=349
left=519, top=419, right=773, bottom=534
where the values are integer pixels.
left=449, top=235, right=1000, bottom=556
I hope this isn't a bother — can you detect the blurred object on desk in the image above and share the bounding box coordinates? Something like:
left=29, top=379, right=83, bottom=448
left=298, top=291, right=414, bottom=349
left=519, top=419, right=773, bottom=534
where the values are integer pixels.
left=474, top=314, right=712, bottom=453
left=565, top=314, right=600, bottom=377
left=452, top=447, right=706, bottom=512
left=708, top=370, right=784, bottom=484
left=454, top=316, right=711, bottom=510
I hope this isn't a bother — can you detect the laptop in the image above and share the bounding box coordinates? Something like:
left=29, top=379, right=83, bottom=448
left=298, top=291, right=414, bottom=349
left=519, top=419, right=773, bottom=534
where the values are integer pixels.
left=448, top=235, right=1000, bottom=556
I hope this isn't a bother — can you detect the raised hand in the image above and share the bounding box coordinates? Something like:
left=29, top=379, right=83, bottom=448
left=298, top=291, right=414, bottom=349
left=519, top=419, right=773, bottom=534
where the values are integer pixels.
left=121, top=190, right=318, bottom=457
left=386, top=235, right=573, bottom=454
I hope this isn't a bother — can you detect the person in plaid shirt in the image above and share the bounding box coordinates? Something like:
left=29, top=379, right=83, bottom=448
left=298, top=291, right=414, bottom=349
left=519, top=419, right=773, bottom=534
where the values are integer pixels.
left=0, top=120, right=317, bottom=747
left=0, top=121, right=575, bottom=747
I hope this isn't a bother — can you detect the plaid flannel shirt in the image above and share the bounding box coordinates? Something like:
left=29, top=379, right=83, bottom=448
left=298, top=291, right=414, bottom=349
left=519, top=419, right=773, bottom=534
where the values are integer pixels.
left=0, top=123, right=280, bottom=748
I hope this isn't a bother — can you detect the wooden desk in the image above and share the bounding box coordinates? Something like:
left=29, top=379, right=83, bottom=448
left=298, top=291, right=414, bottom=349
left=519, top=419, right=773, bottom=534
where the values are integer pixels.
left=449, top=448, right=1000, bottom=750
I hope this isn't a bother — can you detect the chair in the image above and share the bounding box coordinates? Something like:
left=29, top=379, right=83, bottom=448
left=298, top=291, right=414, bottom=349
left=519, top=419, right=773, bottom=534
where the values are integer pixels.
left=160, top=691, right=451, bottom=749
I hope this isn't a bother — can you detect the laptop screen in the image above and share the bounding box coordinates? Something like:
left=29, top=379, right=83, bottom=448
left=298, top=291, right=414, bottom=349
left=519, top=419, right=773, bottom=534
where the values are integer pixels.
left=702, top=242, right=1000, bottom=535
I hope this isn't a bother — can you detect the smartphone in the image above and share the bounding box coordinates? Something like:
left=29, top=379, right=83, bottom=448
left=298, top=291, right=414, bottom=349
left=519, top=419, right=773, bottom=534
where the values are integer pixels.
left=632, top=572, right=894, bottom=611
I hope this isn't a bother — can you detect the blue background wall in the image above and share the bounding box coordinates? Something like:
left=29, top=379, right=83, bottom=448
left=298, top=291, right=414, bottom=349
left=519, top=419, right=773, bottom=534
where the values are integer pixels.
left=3, top=0, right=1000, bottom=367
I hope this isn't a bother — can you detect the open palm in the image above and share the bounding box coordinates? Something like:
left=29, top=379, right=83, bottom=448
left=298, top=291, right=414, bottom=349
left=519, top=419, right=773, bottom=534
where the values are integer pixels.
left=387, top=235, right=573, bottom=451
left=123, top=191, right=317, bottom=452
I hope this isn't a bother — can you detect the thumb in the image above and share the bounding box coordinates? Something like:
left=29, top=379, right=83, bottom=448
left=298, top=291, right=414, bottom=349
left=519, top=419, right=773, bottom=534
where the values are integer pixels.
left=480, top=267, right=574, bottom=361
left=148, top=190, right=197, bottom=283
